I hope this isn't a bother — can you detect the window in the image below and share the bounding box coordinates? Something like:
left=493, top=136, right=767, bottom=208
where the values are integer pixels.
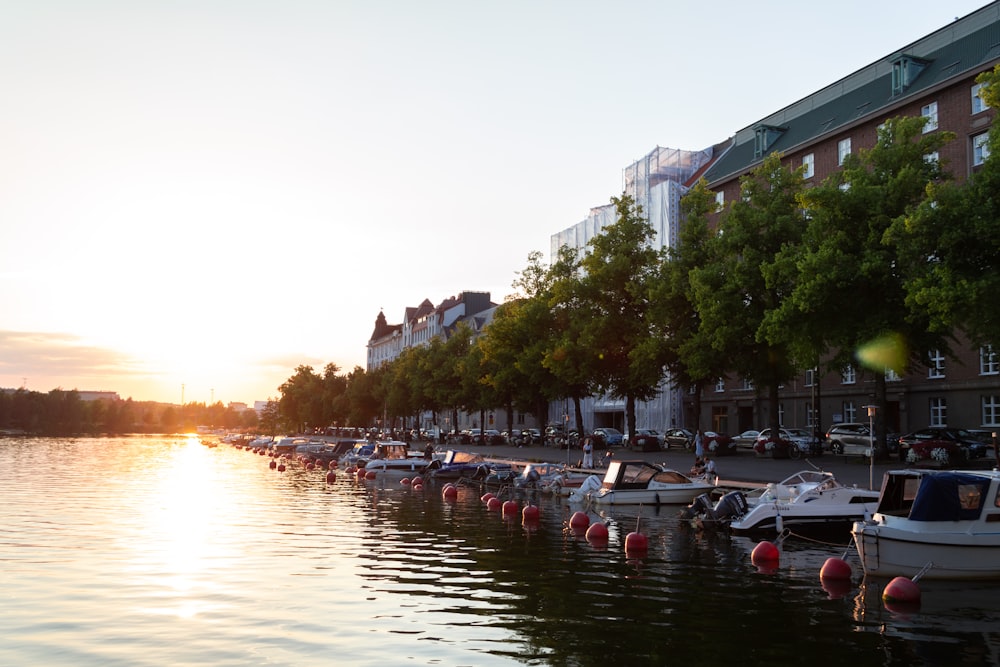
left=892, top=56, right=928, bottom=95
left=778, top=403, right=785, bottom=426
left=806, top=402, right=817, bottom=428
left=928, top=349, right=945, bottom=379
left=805, top=368, right=816, bottom=387
left=974, top=132, right=990, bottom=166
left=972, top=82, right=990, bottom=114
left=921, top=101, right=938, bottom=132
left=712, top=406, right=728, bottom=434
left=982, top=395, right=1000, bottom=427
left=741, top=377, right=754, bottom=391
left=838, top=138, right=852, bottom=166
left=715, top=190, right=724, bottom=211
left=930, top=397, right=947, bottom=427
left=886, top=368, right=901, bottom=382
left=981, top=345, right=998, bottom=375
left=841, top=365, right=856, bottom=385
left=842, top=402, right=857, bottom=423
left=802, top=153, right=814, bottom=179
left=714, top=378, right=725, bottom=393
left=924, top=151, right=939, bottom=166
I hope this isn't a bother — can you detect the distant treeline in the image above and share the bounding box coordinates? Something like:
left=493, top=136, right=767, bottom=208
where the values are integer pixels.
left=0, top=388, right=259, bottom=436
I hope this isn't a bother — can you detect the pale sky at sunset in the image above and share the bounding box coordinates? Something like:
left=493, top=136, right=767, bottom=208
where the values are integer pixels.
left=0, top=1, right=991, bottom=406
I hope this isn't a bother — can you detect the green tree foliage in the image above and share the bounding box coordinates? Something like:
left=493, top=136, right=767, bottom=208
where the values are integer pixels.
left=894, top=66, right=1000, bottom=346
left=690, top=154, right=805, bottom=434
left=658, top=179, right=731, bottom=425
left=782, top=116, right=955, bottom=448
left=575, top=194, right=666, bottom=434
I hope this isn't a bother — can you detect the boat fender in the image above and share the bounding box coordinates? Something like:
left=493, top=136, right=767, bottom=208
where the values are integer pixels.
left=775, top=512, right=784, bottom=533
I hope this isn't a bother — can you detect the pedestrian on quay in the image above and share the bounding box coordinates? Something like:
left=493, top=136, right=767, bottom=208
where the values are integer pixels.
left=582, top=437, right=594, bottom=469
left=694, top=429, right=704, bottom=460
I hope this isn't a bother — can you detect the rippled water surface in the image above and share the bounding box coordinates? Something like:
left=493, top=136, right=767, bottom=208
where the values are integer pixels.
left=3, top=436, right=1000, bottom=666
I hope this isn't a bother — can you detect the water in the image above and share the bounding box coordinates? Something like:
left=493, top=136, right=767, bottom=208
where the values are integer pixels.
left=2, top=436, right=1000, bottom=666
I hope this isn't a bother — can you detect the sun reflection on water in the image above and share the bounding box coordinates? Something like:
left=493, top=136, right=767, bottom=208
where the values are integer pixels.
left=125, top=436, right=236, bottom=618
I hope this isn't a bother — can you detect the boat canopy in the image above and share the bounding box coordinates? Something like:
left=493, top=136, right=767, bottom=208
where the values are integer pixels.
left=908, top=472, right=992, bottom=521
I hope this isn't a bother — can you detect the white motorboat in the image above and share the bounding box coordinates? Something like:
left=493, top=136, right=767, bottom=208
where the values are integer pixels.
left=363, top=442, right=432, bottom=478
left=569, top=460, right=714, bottom=505
left=852, top=468, right=1000, bottom=580
left=722, top=470, right=879, bottom=535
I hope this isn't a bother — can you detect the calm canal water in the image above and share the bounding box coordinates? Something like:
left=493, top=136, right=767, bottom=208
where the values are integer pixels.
left=2, top=435, right=999, bottom=666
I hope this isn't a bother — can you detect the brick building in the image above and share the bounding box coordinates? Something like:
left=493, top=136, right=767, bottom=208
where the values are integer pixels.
left=692, top=3, right=1000, bottom=437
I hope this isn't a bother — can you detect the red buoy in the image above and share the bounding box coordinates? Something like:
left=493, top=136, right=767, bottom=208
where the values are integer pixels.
left=328, top=460, right=338, bottom=470
left=569, top=511, right=590, bottom=530
left=751, top=540, right=780, bottom=565
left=883, top=576, right=921, bottom=605
left=522, top=504, right=540, bottom=522
left=364, top=470, right=377, bottom=480
left=411, top=476, right=423, bottom=486
left=442, top=485, right=458, bottom=500
left=585, top=522, right=609, bottom=544
left=501, top=500, right=519, bottom=517
left=326, top=470, right=336, bottom=484
left=820, top=557, right=852, bottom=581
left=624, top=531, right=649, bottom=555
left=486, top=497, right=502, bottom=511
left=277, top=463, right=286, bottom=472
left=269, top=460, right=277, bottom=469
left=413, top=483, right=423, bottom=491
left=400, top=477, right=411, bottom=486
left=481, top=492, right=496, bottom=504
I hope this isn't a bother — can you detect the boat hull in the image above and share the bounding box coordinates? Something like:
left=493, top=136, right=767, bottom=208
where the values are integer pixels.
left=730, top=501, right=878, bottom=535
left=591, top=487, right=710, bottom=506
left=853, top=520, right=1000, bottom=580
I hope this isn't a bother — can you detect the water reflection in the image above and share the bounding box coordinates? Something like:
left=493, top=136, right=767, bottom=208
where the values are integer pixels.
left=3, top=436, right=1000, bottom=666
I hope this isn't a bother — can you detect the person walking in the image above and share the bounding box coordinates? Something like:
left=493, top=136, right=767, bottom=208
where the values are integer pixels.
left=694, top=429, right=705, bottom=459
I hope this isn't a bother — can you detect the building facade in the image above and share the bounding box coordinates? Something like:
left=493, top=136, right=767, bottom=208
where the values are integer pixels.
left=694, top=3, right=1000, bottom=437
left=548, top=3, right=1000, bottom=439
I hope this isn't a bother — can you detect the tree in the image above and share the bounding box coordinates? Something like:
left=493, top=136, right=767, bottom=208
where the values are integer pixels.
left=664, top=179, right=735, bottom=427
left=690, top=153, right=805, bottom=439
left=783, top=115, right=955, bottom=452
left=894, top=66, right=1000, bottom=346
left=575, top=194, right=666, bottom=436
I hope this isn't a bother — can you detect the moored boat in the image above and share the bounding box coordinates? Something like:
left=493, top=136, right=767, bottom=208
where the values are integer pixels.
left=425, top=449, right=489, bottom=481
left=569, top=460, right=714, bottom=505
left=852, top=469, right=1000, bottom=580
left=702, top=470, right=879, bottom=535
left=363, top=442, right=433, bottom=478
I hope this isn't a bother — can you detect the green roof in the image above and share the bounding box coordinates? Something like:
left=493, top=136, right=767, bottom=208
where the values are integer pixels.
left=703, top=3, right=1000, bottom=184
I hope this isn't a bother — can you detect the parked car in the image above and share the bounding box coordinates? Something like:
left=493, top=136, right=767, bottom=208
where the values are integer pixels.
left=897, top=427, right=985, bottom=464
left=756, top=427, right=821, bottom=458
left=663, top=428, right=695, bottom=450
left=592, top=427, right=624, bottom=448
left=826, top=423, right=875, bottom=456
left=624, top=428, right=665, bottom=449
left=732, top=430, right=761, bottom=449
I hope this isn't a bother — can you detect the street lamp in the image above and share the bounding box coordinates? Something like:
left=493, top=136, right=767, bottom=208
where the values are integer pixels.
left=865, top=405, right=877, bottom=490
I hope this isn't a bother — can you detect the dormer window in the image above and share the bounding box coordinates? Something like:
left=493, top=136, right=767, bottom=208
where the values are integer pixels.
left=753, top=125, right=786, bottom=158
left=891, top=54, right=930, bottom=96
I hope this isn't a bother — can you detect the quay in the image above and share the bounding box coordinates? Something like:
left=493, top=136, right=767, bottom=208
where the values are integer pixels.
left=437, top=440, right=965, bottom=492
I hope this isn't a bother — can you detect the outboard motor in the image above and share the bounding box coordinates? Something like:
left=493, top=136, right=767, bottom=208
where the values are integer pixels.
left=680, top=493, right=714, bottom=520
left=712, top=491, right=750, bottom=522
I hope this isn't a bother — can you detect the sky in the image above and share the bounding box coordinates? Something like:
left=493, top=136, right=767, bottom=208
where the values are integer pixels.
left=0, top=0, right=993, bottom=406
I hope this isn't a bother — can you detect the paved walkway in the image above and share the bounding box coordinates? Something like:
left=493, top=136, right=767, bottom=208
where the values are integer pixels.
left=431, top=440, right=972, bottom=491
